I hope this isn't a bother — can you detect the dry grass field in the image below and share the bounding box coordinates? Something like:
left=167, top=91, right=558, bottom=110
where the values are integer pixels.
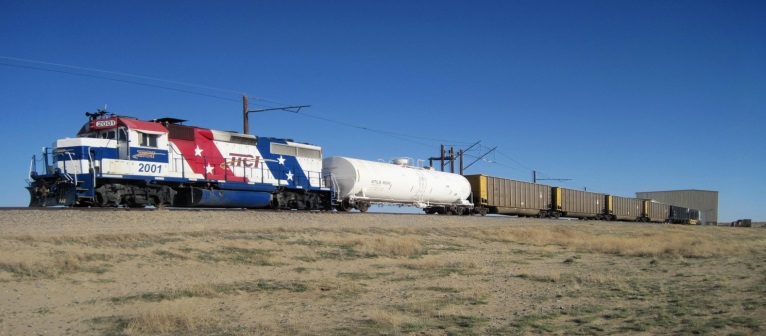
left=0, top=209, right=764, bottom=335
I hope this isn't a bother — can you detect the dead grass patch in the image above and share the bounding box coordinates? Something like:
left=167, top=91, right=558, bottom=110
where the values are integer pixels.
left=123, top=300, right=219, bottom=335
left=447, top=225, right=754, bottom=259
left=331, top=235, right=426, bottom=258
left=400, top=258, right=480, bottom=277
left=2, top=212, right=765, bottom=336
left=0, top=250, right=112, bottom=278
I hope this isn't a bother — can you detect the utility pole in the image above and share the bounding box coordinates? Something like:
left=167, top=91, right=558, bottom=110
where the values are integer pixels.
left=242, top=95, right=310, bottom=134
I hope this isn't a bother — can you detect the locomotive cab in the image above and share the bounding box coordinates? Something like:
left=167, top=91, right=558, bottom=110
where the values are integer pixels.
left=27, top=111, right=175, bottom=207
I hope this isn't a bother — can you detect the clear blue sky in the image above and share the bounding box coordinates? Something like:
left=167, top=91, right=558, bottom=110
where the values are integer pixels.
left=1, top=1, right=763, bottom=221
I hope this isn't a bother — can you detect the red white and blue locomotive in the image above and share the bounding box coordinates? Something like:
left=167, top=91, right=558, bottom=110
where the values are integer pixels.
left=27, top=110, right=332, bottom=209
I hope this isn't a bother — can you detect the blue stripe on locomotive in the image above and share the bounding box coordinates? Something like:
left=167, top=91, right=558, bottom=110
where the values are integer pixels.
left=54, top=146, right=118, bottom=161
left=257, top=138, right=316, bottom=190
left=55, top=146, right=169, bottom=163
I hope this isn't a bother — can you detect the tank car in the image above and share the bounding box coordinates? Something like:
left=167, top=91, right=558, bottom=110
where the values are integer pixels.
left=26, top=109, right=333, bottom=209
left=322, top=156, right=473, bottom=214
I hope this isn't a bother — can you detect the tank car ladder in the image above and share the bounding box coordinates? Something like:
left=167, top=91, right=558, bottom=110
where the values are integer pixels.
left=327, top=173, right=341, bottom=207
left=414, top=169, right=428, bottom=207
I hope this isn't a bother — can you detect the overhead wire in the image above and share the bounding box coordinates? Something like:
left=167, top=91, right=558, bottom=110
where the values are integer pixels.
left=0, top=61, right=242, bottom=103
left=3, top=56, right=544, bottom=171
left=278, top=108, right=474, bottom=146
left=0, top=56, right=243, bottom=95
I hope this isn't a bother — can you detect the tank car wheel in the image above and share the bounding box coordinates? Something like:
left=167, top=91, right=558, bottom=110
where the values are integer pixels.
left=356, top=201, right=370, bottom=213
left=337, top=199, right=354, bottom=212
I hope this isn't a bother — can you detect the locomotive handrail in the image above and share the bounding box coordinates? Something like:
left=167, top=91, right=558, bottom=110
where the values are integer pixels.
left=63, top=151, right=78, bottom=187
left=28, top=155, right=37, bottom=180
left=43, top=147, right=51, bottom=172
left=86, top=147, right=98, bottom=187
left=167, top=144, right=186, bottom=178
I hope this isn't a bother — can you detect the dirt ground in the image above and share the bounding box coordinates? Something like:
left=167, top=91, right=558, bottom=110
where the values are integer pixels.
left=0, top=209, right=764, bottom=335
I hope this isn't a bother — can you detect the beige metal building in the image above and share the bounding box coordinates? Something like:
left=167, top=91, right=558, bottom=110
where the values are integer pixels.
left=635, top=190, right=719, bottom=225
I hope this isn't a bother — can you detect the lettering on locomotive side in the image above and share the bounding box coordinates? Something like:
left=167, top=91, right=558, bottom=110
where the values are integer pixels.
left=371, top=180, right=392, bottom=186
left=221, top=153, right=261, bottom=169
left=132, top=150, right=166, bottom=159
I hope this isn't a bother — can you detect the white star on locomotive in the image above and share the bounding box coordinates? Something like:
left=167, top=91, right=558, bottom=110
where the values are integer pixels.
left=205, top=163, right=215, bottom=174
left=194, top=146, right=203, bottom=156
left=277, top=156, right=286, bottom=165
left=285, top=170, right=294, bottom=181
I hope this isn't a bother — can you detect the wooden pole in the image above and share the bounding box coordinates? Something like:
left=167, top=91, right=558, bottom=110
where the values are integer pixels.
left=243, top=95, right=249, bottom=134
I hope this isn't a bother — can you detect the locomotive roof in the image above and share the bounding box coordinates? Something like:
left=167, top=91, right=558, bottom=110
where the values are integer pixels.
left=77, top=116, right=169, bottom=135
left=119, top=118, right=168, bottom=133
left=151, top=117, right=187, bottom=124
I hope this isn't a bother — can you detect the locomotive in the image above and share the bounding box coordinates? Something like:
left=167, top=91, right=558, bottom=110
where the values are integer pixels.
left=27, top=110, right=332, bottom=210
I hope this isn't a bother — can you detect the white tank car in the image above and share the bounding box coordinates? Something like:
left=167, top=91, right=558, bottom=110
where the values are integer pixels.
left=322, top=156, right=473, bottom=214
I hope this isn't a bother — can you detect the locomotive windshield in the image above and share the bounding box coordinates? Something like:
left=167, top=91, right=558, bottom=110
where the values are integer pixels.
left=78, top=127, right=127, bottom=141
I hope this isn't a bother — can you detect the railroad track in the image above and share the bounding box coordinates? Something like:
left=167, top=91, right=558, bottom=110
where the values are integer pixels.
left=0, top=207, right=423, bottom=215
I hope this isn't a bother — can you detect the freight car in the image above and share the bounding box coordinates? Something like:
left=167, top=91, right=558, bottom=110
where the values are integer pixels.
left=323, top=156, right=473, bottom=214
left=26, top=110, right=333, bottom=209
left=465, top=174, right=550, bottom=217
left=551, top=187, right=606, bottom=220
left=605, top=195, right=642, bottom=222
left=641, top=200, right=669, bottom=223
left=669, top=205, right=701, bottom=224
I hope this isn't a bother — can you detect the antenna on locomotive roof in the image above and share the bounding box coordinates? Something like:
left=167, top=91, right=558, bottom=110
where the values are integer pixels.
left=85, top=108, right=109, bottom=121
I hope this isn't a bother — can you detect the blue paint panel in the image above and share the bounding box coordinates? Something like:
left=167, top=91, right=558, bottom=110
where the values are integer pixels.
left=54, top=146, right=119, bottom=161
left=190, top=187, right=272, bottom=208
left=257, top=138, right=313, bottom=190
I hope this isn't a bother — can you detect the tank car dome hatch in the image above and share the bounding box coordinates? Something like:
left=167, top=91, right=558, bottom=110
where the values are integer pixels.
left=392, top=158, right=410, bottom=166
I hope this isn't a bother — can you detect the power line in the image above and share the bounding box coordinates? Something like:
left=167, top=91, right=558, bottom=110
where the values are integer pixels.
left=279, top=108, right=474, bottom=146
left=0, top=61, right=242, bottom=103
left=5, top=55, right=560, bottom=179
left=0, top=55, right=243, bottom=95
left=2, top=56, right=474, bottom=146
